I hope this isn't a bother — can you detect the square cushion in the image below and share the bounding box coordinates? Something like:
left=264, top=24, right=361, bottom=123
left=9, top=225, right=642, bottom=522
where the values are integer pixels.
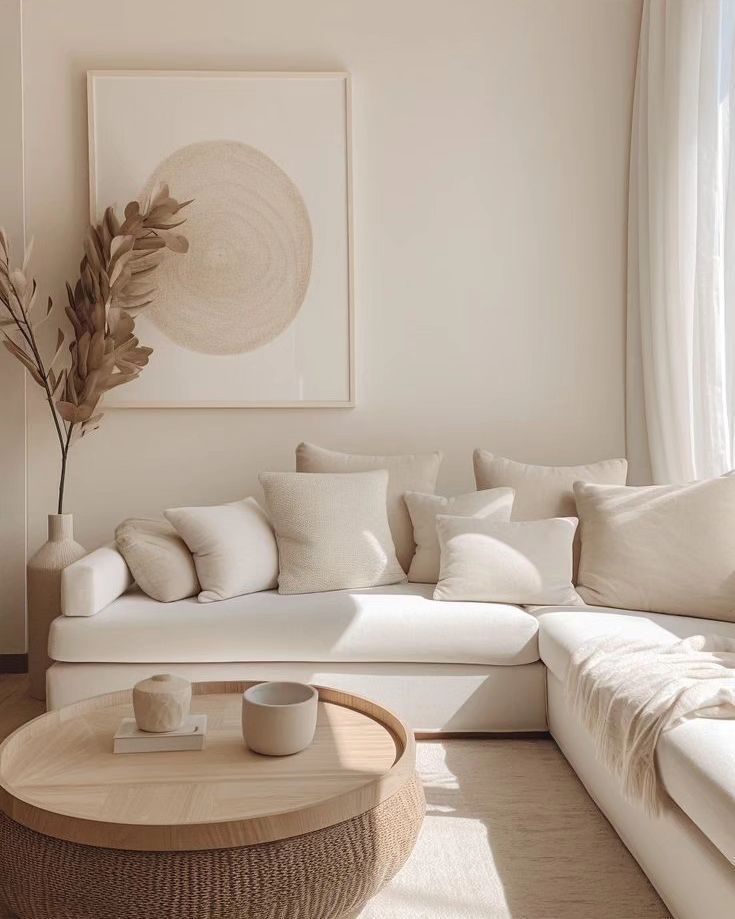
left=405, top=488, right=514, bottom=583
left=115, top=517, right=199, bottom=602
left=574, top=478, right=735, bottom=621
left=165, top=498, right=278, bottom=603
left=435, top=516, right=581, bottom=606
left=260, top=470, right=406, bottom=594
left=296, top=442, right=442, bottom=572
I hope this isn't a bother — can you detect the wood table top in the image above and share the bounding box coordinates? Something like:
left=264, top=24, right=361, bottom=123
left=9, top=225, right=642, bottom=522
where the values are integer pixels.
left=0, top=681, right=415, bottom=851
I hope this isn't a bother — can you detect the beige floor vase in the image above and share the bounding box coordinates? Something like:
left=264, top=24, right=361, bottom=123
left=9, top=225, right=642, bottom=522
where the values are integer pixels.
left=26, top=514, right=86, bottom=701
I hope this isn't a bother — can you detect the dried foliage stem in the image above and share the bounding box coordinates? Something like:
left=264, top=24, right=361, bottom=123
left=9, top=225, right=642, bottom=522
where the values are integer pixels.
left=58, top=424, right=75, bottom=515
left=3, top=273, right=72, bottom=511
left=0, top=184, right=190, bottom=513
left=24, top=315, right=67, bottom=455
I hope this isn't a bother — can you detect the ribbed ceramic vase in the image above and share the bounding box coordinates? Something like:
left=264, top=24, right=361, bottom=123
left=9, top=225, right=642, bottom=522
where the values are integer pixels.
left=27, top=514, right=86, bottom=702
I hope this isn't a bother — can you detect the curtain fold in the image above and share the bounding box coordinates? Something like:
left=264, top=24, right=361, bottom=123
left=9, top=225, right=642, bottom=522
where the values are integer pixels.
left=627, top=0, right=735, bottom=483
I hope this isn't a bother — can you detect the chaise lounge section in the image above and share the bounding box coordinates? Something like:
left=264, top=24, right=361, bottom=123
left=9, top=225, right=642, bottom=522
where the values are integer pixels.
left=538, top=605, right=735, bottom=919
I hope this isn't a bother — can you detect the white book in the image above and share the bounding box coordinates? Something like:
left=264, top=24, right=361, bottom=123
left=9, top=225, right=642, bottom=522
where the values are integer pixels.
left=113, top=714, right=207, bottom=754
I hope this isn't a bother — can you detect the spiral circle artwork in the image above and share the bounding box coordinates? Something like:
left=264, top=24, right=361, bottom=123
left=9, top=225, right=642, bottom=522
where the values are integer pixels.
left=141, top=140, right=313, bottom=355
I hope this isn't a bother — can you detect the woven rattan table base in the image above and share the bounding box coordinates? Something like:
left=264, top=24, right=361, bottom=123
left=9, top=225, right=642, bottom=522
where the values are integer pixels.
left=0, top=775, right=424, bottom=919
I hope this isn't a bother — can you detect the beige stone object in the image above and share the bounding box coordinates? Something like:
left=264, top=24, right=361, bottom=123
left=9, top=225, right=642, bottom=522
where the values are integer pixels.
left=27, top=515, right=86, bottom=702
left=242, top=682, right=318, bottom=756
left=133, top=673, right=192, bottom=733
left=0, top=681, right=423, bottom=918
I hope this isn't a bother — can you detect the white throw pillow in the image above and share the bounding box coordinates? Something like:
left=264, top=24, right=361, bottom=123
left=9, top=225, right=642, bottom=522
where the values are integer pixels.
left=296, top=442, right=442, bottom=573
left=404, top=488, right=515, bottom=583
left=165, top=498, right=278, bottom=603
left=115, top=517, right=199, bottom=602
left=260, top=470, right=406, bottom=595
left=434, top=515, right=582, bottom=606
left=574, top=478, right=735, bottom=620
left=473, top=450, right=628, bottom=579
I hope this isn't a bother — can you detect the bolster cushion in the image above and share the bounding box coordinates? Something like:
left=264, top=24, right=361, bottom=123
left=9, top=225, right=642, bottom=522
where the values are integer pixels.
left=61, top=545, right=134, bottom=617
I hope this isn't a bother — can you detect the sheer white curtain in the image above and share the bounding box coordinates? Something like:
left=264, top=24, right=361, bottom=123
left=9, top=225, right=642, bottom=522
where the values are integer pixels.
left=627, top=0, right=735, bottom=483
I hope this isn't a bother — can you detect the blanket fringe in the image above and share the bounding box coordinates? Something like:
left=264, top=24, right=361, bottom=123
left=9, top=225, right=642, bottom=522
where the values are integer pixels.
left=564, top=632, right=735, bottom=816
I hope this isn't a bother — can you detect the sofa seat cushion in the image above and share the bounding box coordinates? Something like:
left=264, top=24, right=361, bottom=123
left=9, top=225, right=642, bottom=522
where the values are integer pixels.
left=49, top=582, right=540, bottom=667
left=535, top=604, right=735, bottom=683
left=535, top=606, right=677, bottom=682
left=536, top=604, right=735, bottom=866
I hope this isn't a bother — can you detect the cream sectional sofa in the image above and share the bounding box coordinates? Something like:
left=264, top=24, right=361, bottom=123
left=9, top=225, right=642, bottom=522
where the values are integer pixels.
left=47, top=545, right=735, bottom=919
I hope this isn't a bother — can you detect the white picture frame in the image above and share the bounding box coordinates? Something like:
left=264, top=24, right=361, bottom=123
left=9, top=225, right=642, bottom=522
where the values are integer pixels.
left=87, top=70, right=354, bottom=408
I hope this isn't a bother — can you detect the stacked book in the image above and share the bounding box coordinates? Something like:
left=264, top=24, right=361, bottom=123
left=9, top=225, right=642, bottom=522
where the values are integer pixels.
left=113, top=714, right=207, bottom=754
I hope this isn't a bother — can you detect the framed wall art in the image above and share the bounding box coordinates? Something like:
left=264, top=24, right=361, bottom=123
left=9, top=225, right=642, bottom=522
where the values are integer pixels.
left=88, top=70, right=354, bottom=407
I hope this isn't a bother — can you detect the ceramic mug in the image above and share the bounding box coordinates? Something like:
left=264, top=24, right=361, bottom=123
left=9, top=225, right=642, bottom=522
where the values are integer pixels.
left=242, top=681, right=318, bottom=756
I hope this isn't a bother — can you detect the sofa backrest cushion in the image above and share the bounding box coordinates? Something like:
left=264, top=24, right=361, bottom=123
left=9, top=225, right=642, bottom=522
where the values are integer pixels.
left=473, top=451, right=629, bottom=519
left=574, top=478, right=735, bottom=621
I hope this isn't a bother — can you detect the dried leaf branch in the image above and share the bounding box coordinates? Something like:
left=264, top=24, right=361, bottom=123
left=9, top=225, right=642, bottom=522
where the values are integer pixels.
left=0, top=184, right=191, bottom=512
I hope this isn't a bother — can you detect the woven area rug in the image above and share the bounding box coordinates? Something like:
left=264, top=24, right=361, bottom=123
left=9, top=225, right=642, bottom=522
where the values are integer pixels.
left=0, top=738, right=669, bottom=919
left=359, top=738, right=670, bottom=919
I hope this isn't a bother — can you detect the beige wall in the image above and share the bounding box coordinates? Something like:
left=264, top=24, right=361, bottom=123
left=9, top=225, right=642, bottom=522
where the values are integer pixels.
left=12, top=0, right=641, bottom=647
left=0, top=0, right=26, bottom=655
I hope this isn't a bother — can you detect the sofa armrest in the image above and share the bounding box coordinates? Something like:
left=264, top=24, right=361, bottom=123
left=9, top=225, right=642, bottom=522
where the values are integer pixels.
left=61, top=544, right=134, bottom=617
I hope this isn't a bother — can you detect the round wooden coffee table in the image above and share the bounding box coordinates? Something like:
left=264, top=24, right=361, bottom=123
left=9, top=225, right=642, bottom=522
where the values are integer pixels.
left=0, top=682, right=424, bottom=919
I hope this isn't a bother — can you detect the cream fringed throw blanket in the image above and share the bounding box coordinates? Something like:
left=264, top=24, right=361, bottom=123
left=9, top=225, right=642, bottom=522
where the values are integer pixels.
left=566, top=634, right=735, bottom=815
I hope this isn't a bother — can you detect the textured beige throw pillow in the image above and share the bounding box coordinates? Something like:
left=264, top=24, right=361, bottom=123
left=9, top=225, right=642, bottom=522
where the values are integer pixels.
left=404, top=488, right=515, bottom=583
left=165, top=498, right=279, bottom=603
left=115, top=517, right=200, bottom=602
left=296, top=442, right=442, bottom=573
left=434, top=516, right=582, bottom=606
left=260, top=470, right=406, bottom=595
left=574, top=479, right=735, bottom=621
